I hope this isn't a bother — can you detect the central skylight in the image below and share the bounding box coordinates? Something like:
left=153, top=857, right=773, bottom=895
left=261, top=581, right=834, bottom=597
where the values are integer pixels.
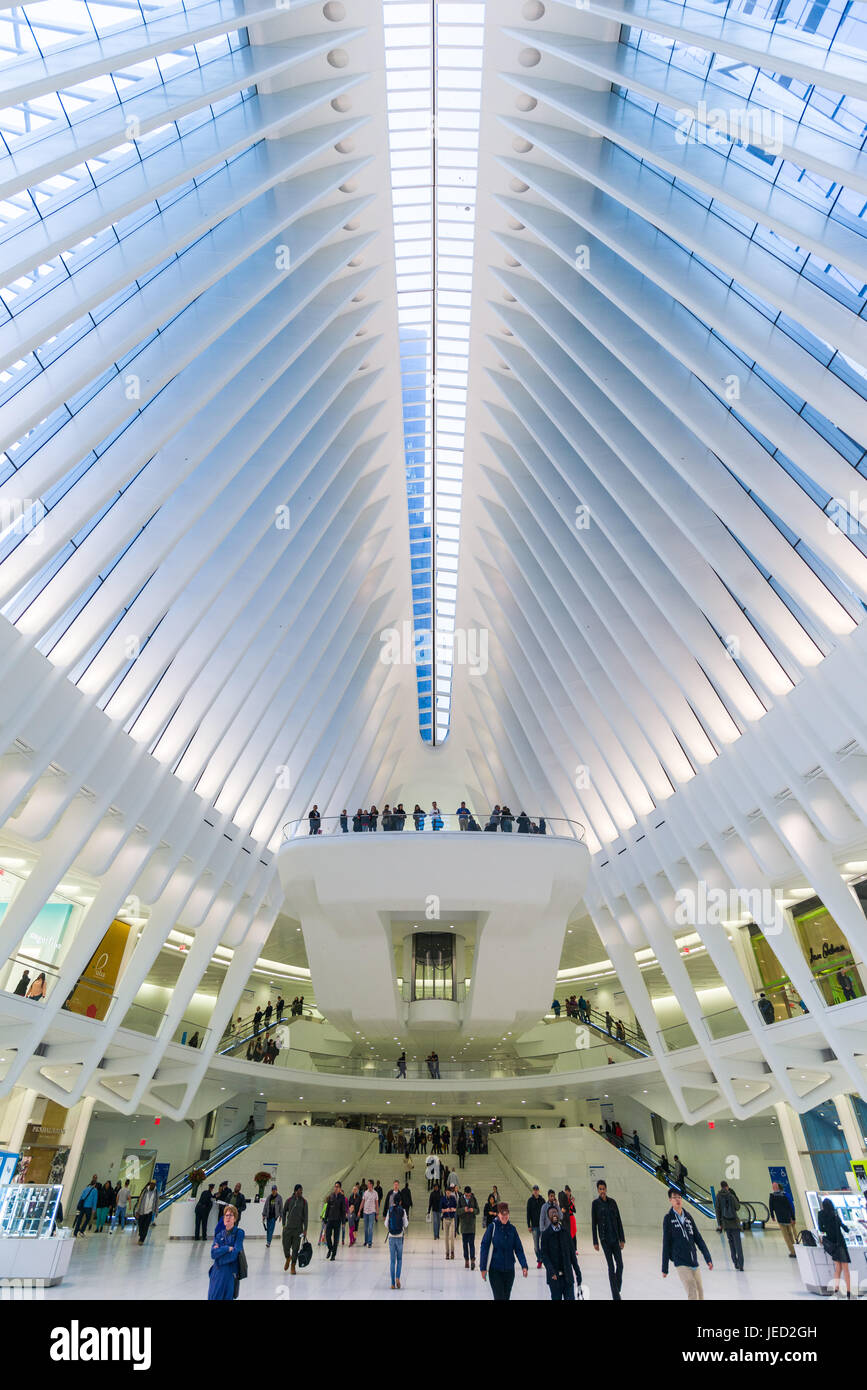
left=383, top=0, right=485, bottom=743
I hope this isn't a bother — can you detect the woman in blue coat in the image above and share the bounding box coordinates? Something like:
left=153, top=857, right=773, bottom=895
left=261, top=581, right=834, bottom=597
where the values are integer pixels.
left=208, top=1204, right=245, bottom=1301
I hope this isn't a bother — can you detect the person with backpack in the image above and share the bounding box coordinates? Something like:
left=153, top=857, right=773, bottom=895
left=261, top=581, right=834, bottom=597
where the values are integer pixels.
left=386, top=1191, right=408, bottom=1288
left=282, top=1184, right=308, bottom=1274
left=768, top=1181, right=797, bottom=1258
left=672, top=1155, right=688, bottom=1189
left=428, top=1181, right=442, bottom=1240
left=661, top=1189, right=713, bottom=1299
left=715, top=1180, right=744, bottom=1271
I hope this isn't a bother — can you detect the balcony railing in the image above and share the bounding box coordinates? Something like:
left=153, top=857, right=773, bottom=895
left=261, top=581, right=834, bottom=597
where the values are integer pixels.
left=282, top=813, right=586, bottom=840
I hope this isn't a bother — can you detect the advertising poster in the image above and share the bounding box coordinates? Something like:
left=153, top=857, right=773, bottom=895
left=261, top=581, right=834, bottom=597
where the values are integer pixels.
left=63, top=918, right=132, bottom=1020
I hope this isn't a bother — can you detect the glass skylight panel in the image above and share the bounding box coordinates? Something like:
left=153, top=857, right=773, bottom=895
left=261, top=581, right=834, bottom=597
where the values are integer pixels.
left=384, top=0, right=484, bottom=743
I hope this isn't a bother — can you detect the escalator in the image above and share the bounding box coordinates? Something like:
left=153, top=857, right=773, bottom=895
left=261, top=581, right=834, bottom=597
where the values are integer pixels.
left=155, top=1124, right=274, bottom=1211
left=563, top=1003, right=651, bottom=1058
left=605, top=1132, right=770, bottom=1226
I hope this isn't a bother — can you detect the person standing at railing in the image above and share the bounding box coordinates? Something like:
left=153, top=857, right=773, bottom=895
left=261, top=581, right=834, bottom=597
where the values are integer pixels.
left=340, top=810, right=348, bottom=833
left=500, top=806, right=513, bottom=831
left=430, top=801, right=443, bottom=830
left=485, top=805, right=501, bottom=831
left=456, top=801, right=470, bottom=829
left=308, top=805, right=320, bottom=835
left=369, top=804, right=379, bottom=832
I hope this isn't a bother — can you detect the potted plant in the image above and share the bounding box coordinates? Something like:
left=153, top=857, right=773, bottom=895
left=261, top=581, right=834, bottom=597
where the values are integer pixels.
left=189, top=1168, right=207, bottom=1198
left=253, top=1171, right=271, bottom=1202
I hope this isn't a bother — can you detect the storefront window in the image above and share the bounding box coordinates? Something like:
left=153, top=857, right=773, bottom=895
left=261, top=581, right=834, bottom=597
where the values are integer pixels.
left=792, top=900, right=864, bottom=1005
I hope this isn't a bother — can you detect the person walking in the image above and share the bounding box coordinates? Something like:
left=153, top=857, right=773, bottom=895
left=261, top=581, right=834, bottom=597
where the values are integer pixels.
left=538, top=1189, right=559, bottom=1240
left=425, top=1152, right=440, bottom=1191
left=757, top=992, right=776, bottom=1023
left=396, top=1050, right=407, bottom=1079
left=479, top=1203, right=528, bottom=1300
left=404, top=1152, right=414, bottom=1186
left=73, top=1175, right=99, bottom=1236
left=262, top=1185, right=283, bottom=1249
left=591, top=1179, right=625, bottom=1300
left=428, top=1181, right=442, bottom=1240
left=386, top=1191, right=408, bottom=1289
left=441, top=1182, right=458, bottom=1260
left=208, top=1204, right=245, bottom=1301
left=456, top=1127, right=467, bottom=1169
left=715, top=1180, right=744, bottom=1271
left=136, top=1181, right=159, bottom=1245
left=540, top=1201, right=582, bottom=1300
left=324, top=1182, right=346, bottom=1261
left=113, top=1179, right=131, bottom=1231
left=661, top=1189, right=713, bottom=1299
left=459, top=1186, right=479, bottom=1269
left=769, top=1182, right=797, bottom=1258
left=282, top=1184, right=308, bottom=1274
left=361, top=1179, right=379, bottom=1247
left=527, top=1184, right=545, bottom=1269
left=557, top=1185, right=577, bottom=1250
left=195, top=1183, right=215, bottom=1241
left=818, top=1197, right=851, bottom=1297
left=94, top=1180, right=113, bottom=1232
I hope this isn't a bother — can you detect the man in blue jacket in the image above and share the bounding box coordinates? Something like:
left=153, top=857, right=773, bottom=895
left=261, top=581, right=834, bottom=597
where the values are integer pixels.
left=73, top=1175, right=99, bottom=1236
left=661, top=1189, right=713, bottom=1299
left=480, top=1202, right=528, bottom=1300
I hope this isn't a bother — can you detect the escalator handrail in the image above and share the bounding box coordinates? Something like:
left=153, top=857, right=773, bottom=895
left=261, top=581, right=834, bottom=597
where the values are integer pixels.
left=610, top=1133, right=715, bottom=1214
left=159, top=1125, right=271, bottom=1203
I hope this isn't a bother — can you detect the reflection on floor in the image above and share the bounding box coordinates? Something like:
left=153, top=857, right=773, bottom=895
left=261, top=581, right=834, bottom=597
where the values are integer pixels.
left=46, top=1216, right=830, bottom=1302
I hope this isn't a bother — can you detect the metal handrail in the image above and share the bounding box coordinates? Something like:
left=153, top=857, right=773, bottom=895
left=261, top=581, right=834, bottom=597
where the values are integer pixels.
left=158, top=1124, right=273, bottom=1207
left=282, top=813, right=586, bottom=841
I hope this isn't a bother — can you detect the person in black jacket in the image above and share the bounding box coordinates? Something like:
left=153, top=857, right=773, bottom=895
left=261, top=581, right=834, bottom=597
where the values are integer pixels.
left=661, top=1190, right=713, bottom=1299
left=540, top=1203, right=581, bottom=1300
left=591, top=1180, right=625, bottom=1300
left=768, top=1182, right=797, bottom=1258
left=818, top=1198, right=851, bottom=1297
left=526, top=1185, right=545, bottom=1268
left=195, top=1183, right=215, bottom=1241
left=324, top=1183, right=346, bottom=1261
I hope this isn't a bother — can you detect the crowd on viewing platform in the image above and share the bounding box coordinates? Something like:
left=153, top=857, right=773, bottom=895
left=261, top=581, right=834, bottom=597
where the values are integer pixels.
left=306, top=803, right=549, bottom=833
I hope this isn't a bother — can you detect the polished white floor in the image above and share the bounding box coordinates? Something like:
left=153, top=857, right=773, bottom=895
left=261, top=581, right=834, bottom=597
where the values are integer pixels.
left=45, top=1217, right=833, bottom=1302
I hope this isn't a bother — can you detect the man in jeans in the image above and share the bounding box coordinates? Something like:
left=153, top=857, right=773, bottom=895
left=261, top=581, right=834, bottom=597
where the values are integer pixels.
left=526, top=1184, right=545, bottom=1268
left=282, top=1184, right=308, bottom=1274
left=386, top=1192, right=408, bottom=1289
left=661, top=1189, right=713, bottom=1299
left=324, top=1182, right=346, bottom=1261
left=441, top=1182, right=458, bottom=1259
left=361, top=1179, right=379, bottom=1247
left=73, top=1175, right=99, bottom=1236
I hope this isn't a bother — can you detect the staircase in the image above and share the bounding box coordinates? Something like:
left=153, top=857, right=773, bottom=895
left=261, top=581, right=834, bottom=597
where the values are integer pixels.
left=443, top=1151, right=523, bottom=1211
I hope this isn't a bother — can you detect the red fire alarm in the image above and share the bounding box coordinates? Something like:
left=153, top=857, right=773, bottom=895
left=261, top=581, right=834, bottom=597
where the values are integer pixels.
left=707, top=1121, right=715, bottom=1129
left=139, top=1139, right=146, bottom=1147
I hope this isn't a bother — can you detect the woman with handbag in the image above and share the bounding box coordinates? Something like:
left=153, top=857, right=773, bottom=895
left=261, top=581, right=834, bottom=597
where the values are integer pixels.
left=818, top=1198, right=851, bottom=1298
left=208, top=1205, right=246, bottom=1301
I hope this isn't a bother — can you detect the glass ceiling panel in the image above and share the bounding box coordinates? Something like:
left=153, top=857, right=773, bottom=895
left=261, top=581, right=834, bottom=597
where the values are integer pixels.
left=384, top=0, right=484, bottom=743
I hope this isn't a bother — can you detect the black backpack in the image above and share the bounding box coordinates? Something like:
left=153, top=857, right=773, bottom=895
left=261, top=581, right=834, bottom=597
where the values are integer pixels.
left=719, top=1189, right=737, bottom=1221
left=797, top=1228, right=816, bottom=1247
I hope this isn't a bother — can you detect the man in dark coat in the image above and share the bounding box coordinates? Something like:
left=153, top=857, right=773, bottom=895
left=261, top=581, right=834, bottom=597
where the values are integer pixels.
left=540, top=1204, right=582, bottom=1300
left=591, top=1179, right=626, bottom=1299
